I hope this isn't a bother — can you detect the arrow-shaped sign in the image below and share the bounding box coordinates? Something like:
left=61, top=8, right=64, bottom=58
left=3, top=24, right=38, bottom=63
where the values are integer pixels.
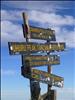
left=21, top=67, right=64, bottom=88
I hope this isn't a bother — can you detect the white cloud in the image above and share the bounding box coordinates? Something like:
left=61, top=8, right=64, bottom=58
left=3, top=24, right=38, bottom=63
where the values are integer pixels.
left=1, top=90, right=30, bottom=100
left=1, top=88, right=74, bottom=100
left=1, top=1, right=74, bottom=13
left=51, top=26, right=75, bottom=48
left=1, top=10, right=22, bottom=21
left=1, top=69, right=16, bottom=76
left=57, top=88, right=75, bottom=100
left=1, top=10, right=75, bottom=26
left=29, top=10, right=75, bottom=26
left=1, top=9, right=75, bottom=48
left=1, top=20, right=25, bottom=45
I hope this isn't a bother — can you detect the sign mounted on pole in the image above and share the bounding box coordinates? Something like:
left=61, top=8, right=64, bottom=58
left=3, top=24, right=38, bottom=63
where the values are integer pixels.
left=22, top=24, right=56, bottom=41
left=21, top=67, right=64, bottom=88
left=22, top=12, right=41, bottom=100
left=8, top=42, right=65, bottom=55
left=8, top=12, right=66, bottom=100
left=22, top=55, right=59, bottom=61
left=22, top=55, right=60, bottom=67
left=22, top=12, right=56, bottom=41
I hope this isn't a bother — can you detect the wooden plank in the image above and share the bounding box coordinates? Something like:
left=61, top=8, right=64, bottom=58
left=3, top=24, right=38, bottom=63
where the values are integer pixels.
left=21, top=67, right=64, bottom=88
left=22, top=12, right=56, bottom=41
left=22, top=55, right=59, bottom=61
left=8, top=42, right=65, bottom=55
left=22, top=24, right=56, bottom=41
left=22, top=55, right=60, bottom=67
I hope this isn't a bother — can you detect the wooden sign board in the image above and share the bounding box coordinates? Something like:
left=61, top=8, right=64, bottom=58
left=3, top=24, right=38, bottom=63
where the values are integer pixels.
left=22, top=13, right=56, bottom=41
left=22, top=24, right=56, bottom=41
left=22, top=55, right=60, bottom=61
left=22, top=55, right=60, bottom=67
left=21, top=67, right=64, bottom=88
left=8, top=42, right=65, bottom=55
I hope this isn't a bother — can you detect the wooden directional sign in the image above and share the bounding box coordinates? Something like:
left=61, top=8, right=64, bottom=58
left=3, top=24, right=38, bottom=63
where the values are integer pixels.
left=22, top=55, right=60, bottom=67
left=8, top=42, right=65, bottom=55
left=21, top=67, right=64, bottom=88
left=22, top=12, right=56, bottom=41
left=22, top=24, right=56, bottom=41
left=22, top=55, right=60, bottom=61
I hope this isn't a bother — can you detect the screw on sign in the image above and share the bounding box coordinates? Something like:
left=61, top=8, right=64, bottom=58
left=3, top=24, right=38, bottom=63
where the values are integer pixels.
left=8, top=12, right=66, bottom=100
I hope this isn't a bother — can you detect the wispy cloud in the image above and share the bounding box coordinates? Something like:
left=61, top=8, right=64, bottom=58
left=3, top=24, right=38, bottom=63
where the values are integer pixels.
left=1, top=88, right=74, bottom=100
left=1, top=10, right=23, bottom=21
left=1, top=10, right=75, bottom=26
left=29, top=10, right=75, bottom=26
left=1, top=69, right=16, bottom=76
left=1, top=20, right=25, bottom=44
left=52, top=26, right=75, bottom=48
left=57, top=88, right=75, bottom=100
left=1, top=90, right=30, bottom=100
left=1, top=9, right=75, bottom=48
left=1, top=1, right=74, bottom=13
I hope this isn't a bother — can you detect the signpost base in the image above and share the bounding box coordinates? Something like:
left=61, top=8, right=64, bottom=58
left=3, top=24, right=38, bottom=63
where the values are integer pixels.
left=30, top=80, right=40, bottom=100
left=43, top=90, right=56, bottom=100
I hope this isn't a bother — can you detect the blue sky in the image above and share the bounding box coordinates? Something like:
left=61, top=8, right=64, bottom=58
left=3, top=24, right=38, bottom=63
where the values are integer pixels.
left=1, top=1, right=75, bottom=100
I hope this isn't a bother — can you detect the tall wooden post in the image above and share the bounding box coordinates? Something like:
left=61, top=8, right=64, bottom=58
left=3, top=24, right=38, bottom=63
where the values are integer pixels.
left=46, top=39, right=56, bottom=100
left=47, top=39, right=52, bottom=100
left=22, top=12, right=40, bottom=100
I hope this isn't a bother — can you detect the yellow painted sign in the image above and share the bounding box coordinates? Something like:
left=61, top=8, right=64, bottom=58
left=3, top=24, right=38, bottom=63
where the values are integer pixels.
left=8, top=42, right=65, bottom=55
left=30, top=26, right=56, bottom=41
left=22, top=24, right=56, bottom=41
left=22, top=55, right=59, bottom=61
left=31, top=69, right=63, bottom=82
left=22, top=55, right=60, bottom=67
left=30, top=26, right=54, bottom=35
left=21, top=67, right=64, bottom=87
left=22, top=12, right=56, bottom=41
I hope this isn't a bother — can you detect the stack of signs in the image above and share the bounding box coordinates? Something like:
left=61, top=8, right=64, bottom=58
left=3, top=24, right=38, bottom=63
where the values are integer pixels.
left=8, top=12, right=66, bottom=99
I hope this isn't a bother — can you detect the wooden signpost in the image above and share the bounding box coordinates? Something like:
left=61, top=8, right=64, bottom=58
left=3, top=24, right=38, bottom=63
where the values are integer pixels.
left=22, top=55, right=60, bottom=67
left=8, top=12, right=66, bottom=100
